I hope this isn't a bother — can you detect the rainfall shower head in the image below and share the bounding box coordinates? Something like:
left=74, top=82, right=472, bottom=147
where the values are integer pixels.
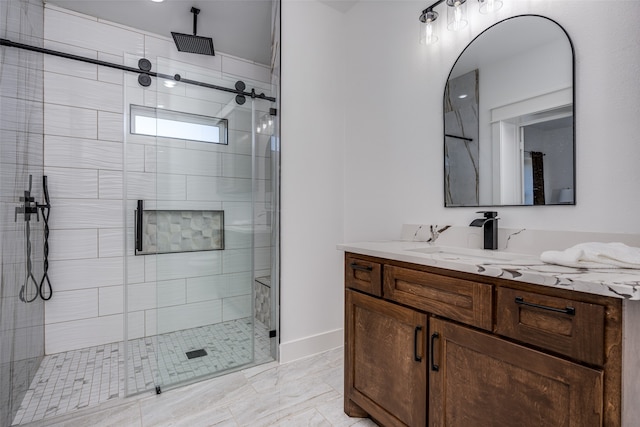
left=171, top=7, right=215, bottom=56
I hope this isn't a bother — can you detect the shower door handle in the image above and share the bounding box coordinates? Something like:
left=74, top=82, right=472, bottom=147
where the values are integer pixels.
left=135, top=200, right=143, bottom=252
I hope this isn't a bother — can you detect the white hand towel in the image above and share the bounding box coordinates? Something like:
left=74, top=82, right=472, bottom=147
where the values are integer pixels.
left=540, top=242, right=640, bottom=269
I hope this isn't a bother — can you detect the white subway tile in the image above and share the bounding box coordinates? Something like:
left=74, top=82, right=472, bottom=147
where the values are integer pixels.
left=127, top=279, right=186, bottom=312
left=48, top=199, right=123, bottom=229
left=153, top=91, right=224, bottom=119
left=0, top=98, right=44, bottom=134
left=45, top=314, right=123, bottom=354
left=99, top=286, right=123, bottom=316
left=222, top=202, right=252, bottom=226
left=221, top=56, right=271, bottom=83
left=0, top=63, right=43, bottom=102
left=223, top=225, right=252, bottom=250
left=127, top=311, right=145, bottom=340
left=152, top=145, right=222, bottom=177
left=48, top=257, right=122, bottom=291
left=98, top=228, right=132, bottom=257
left=127, top=254, right=146, bottom=284
left=187, top=176, right=256, bottom=202
left=255, top=246, right=271, bottom=271
left=45, top=72, right=123, bottom=113
left=98, top=52, right=124, bottom=84
left=45, top=7, right=144, bottom=57
left=127, top=142, right=146, bottom=172
left=222, top=295, right=251, bottom=322
left=144, top=251, right=222, bottom=282
left=48, top=255, right=143, bottom=291
left=221, top=153, right=251, bottom=179
left=98, top=111, right=124, bottom=142
left=45, top=289, right=98, bottom=324
left=127, top=282, right=155, bottom=312
left=44, top=54, right=97, bottom=80
left=44, top=166, right=98, bottom=199
left=45, top=135, right=122, bottom=170
left=186, top=272, right=251, bottom=304
left=98, top=170, right=123, bottom=199
left=45, top=103, right=97, bottom=140
left=48, top=228, right=98, bottom=261
left=222, top=248, right=252, bottom=274
left=99, top=170, right=187, bottom=201
left=145, top=299, right=222, bottom=335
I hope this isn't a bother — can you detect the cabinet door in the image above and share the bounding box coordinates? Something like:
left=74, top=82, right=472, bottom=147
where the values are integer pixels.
left=345, top=289, right=427, bottom=427
left=429, top=318, right=603, bottom=427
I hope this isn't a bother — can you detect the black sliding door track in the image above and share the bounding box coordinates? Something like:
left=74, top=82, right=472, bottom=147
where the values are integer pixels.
left=0, top=38, right=276, bottom=103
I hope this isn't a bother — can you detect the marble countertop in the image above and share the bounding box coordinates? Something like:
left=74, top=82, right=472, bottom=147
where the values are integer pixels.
left=338, top=240, right=640, bottom=301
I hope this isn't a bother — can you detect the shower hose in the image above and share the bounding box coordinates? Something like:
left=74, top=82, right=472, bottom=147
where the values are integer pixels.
left=18, top=175, right=52, bottom=303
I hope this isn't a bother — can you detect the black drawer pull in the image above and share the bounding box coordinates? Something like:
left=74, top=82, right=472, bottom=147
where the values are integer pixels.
left=430, top=332, right=439, bottom=371
left=515, top=296, right=576, bottom=316
left=414, top=326, right=423, bottom=362
left=350, top=263, right=373, bottom=272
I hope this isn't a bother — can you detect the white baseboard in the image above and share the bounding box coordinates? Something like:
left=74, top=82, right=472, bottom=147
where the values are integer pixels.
left=279, top=328, right=343, bottom=364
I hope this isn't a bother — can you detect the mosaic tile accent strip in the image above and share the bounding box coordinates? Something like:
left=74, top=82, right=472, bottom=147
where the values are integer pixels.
left=12, top=319, right=272, bottom=425
left=138, top=210, right=224, bottom=255
left=254, top=277, right=271, bottom=329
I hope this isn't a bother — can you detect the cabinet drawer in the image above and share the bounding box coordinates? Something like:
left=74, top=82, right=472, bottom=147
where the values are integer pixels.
left=345, top=254, right=382, bottom=296
left=495, top=287, right=605, bottom=366
left=384, top=265, right=492, bottom=330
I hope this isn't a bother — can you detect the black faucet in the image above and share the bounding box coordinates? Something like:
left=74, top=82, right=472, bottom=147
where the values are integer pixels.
left=469, top=211, right=499, bottom=250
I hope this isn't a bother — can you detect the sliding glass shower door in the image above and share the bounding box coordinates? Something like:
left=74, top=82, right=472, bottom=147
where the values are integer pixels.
left=123, top=54, right=278, bottom=395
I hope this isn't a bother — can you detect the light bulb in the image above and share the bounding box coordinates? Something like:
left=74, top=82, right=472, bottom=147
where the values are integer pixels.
left=479, top=0, right=503, bottom=14
left=419, top=10, right=438, bottom=45
left=447, top=0, right=467, bottom=31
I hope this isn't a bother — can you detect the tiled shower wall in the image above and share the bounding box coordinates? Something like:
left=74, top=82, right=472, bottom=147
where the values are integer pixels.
left=0, top=0, right=45, bottom=424
left=41, top=4, right=274, bottom=354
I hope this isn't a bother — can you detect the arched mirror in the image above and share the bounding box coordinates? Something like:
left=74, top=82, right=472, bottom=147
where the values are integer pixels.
left=444, top=15, right=575, bottom=207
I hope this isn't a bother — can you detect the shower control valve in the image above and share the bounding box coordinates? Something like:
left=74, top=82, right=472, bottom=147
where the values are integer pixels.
left=15, top=192, right=39, bottom=222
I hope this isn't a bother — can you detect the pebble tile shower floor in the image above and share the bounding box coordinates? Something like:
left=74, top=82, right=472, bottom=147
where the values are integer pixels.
left=12, top=319, right=272, bottom=425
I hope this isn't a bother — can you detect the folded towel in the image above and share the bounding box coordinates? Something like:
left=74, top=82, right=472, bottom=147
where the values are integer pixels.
left=540, top=242, right=640, bottom=269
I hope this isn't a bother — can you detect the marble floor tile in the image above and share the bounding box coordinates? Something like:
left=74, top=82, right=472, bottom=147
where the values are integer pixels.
left=18, top=347, right=377, bottom=427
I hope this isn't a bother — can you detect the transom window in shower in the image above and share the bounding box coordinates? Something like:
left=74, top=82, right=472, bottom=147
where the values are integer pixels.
left=130, top=105, right=228, bottom=144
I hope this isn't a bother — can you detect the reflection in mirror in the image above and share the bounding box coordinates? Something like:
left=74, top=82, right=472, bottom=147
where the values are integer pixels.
left=443, top=15, right=574, bottom=207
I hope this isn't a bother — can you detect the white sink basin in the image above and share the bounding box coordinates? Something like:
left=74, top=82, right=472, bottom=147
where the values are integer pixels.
left=406, top=246, right=537, bottom=264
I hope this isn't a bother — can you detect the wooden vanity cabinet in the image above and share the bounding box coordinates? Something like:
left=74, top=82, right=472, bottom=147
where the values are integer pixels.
left=345, top=289, right=427, bottom=427
left=344, top=253, right=622, bottom=427
left=429, top=317, right=604, bottom=427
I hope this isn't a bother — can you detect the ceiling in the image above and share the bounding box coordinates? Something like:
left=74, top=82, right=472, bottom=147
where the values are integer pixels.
left=45, top=0, right=275, bottom=65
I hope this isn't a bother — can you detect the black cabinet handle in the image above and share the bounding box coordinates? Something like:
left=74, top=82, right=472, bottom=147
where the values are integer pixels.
left=515, top=296, right=575, bottom=316
left=414, top=326, right=423, bottom=362
left=135, top=200, right=143, bottom=252
left=350, top=263, right=372, bottom=272
left=430, top=332, right=440, bottom=372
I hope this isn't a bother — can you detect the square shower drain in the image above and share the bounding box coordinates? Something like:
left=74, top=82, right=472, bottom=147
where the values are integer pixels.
left=186, top=349, right=208, bottom=359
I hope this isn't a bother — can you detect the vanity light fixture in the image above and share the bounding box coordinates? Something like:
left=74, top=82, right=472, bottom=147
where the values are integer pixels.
left=419, top=0, right=504, bottom=45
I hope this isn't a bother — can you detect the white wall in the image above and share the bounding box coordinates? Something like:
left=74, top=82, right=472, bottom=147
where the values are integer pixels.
left=280, top=0, right=346, bottom=362
left=343, top=0, right=640, bottom=239
left=280, top=0, right=640, bottom=360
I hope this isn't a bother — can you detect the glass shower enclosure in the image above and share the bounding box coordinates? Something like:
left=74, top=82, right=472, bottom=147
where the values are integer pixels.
left=123, top=54, right=279, bottom=395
